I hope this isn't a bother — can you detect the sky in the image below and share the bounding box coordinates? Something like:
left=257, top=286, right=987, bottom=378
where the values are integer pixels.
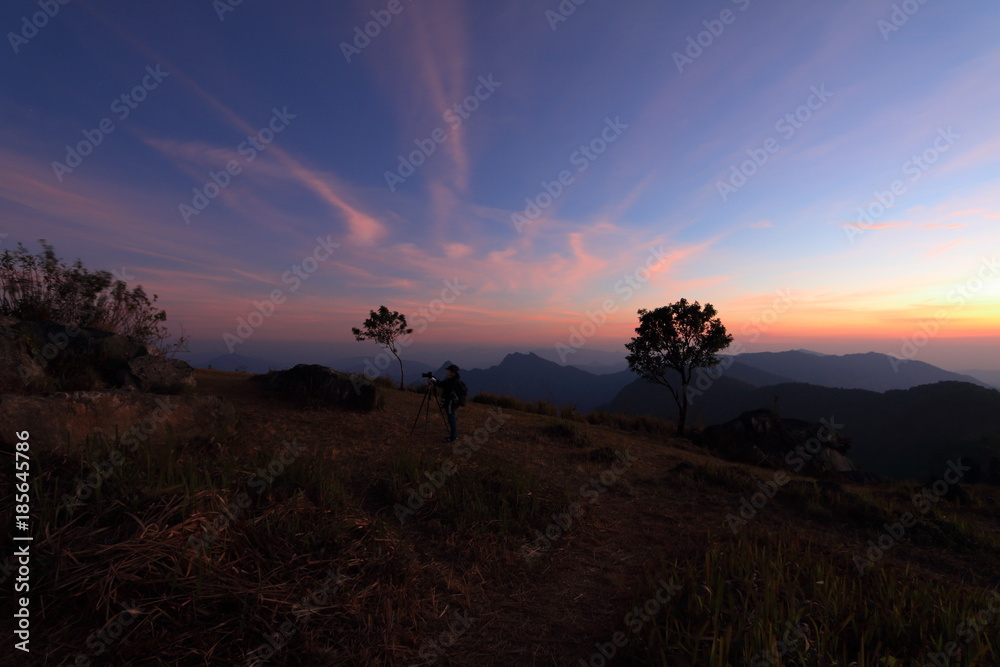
left=2, top=0, right=999, bottom=372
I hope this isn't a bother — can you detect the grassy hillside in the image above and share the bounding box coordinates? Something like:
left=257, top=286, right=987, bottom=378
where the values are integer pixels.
left=8, top=369, right=1000, bottom=665
left=608, top=378, right=1000, bottom=482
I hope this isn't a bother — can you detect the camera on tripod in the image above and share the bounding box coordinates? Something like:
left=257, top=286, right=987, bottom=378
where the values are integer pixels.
left=411, top=372, right=448, bottom=436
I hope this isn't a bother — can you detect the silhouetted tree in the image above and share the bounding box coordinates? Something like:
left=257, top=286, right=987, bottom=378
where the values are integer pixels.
left=0, top=239, right=186, bottom=353
left=625, top=299, right=733, bottom=436
left=352, top=305, right=413, bottom=389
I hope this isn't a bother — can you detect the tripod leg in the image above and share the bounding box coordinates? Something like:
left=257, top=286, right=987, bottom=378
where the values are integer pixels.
left=409, top=391, right=430, bottom=436
left=433, top=388, right=450, bottom=436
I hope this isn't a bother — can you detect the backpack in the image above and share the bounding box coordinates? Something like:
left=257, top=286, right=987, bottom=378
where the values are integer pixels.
left=456, top=380, right=468, bottom=407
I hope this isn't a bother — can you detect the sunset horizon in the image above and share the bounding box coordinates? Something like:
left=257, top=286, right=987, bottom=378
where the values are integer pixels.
left=4, top=1, right=998, bottom=374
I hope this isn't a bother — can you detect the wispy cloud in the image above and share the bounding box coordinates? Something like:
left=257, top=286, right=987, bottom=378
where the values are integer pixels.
left=925, top=240, right=962, bottom=257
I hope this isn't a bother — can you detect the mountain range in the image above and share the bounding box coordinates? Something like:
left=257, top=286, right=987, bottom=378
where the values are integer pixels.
left=186, top=348, right=1000, bottom=482
left=431, top=350, right=1000, bottom=483
left=728, top=350, right=992, bottom=391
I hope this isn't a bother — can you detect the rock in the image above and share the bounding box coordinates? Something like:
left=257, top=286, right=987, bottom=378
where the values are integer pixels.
left=253, top=364, right=379, bottom=411
left=0, top=317, right=188, bottom=394
left=701, top=408, right=863, bottom=480
left=0, top=319, right=49, bottom=392
left=0, top=391, right=236, bottom=454
left=127, top=355, right=196, bottom=393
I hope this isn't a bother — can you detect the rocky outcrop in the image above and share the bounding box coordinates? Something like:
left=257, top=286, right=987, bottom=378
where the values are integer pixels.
left=127, top=355, right=197, bottom=393
left=0, top=391, right=235, bottom=454
left=0, top=316, right=194, bottom=393
left=0, top=316, right=44, bottom=390
left=700, top=408, right=877, bottom=481
left=252, top=364, right=380, bottom=411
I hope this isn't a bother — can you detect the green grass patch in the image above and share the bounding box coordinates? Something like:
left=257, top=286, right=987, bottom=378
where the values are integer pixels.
left=617, top=527, right=999, bottom=665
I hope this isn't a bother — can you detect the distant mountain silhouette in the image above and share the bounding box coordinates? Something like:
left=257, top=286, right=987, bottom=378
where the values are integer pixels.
left=563, top=361, right=631, bottom=375
left=606, top=377, right=1000, bottom=482
left=961, top=369, right=1000, bottom=390
left=430, top=349, right=992, bottom=420
left=530, top=348, right=630, bottom=374
left=457, top=352, right=636, bottom=412
left=731, top=350, right=990, bottom=391
left=331, top=356, right=436, bottom=383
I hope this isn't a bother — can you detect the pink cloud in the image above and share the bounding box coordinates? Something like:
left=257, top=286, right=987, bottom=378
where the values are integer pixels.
left=925, top=240, right=962, bottom=257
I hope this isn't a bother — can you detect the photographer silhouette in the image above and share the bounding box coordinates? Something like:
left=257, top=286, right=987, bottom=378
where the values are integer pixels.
left=430, top=364, right=466, bottom=443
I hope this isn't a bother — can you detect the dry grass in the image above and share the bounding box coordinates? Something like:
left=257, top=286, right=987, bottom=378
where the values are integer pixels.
left=3, top=368, right=1000, bottom=666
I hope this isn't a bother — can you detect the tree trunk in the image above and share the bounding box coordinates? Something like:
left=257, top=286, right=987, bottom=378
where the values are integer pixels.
left=394, top=353, right=405, bottom=390
left=676, top=381, right=689, bottom=435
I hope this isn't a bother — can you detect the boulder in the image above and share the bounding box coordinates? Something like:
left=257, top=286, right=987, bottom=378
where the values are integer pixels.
left=700, top=408, right=871, bottom=481
left=127, top=355, right=196, bottom=393
left=0, top=316, right=188, bottom=393
left=0, top=316, right=48, bottom=391
left=0, top=391, right=236, bottom=454
left=253, top=364, right=379, bottom=411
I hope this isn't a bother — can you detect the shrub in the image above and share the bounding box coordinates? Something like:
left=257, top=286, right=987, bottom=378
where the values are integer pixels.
left=585, top=409, right=676, bottom=436
left=372, top=375, right=397, bottom=391
left=541, top=420, right=592, bottom=447
left=472, top=392, right=529, bottom=411
left=0, top=240, right=177, bottom=349
left=532, top=399, right=558, bottom=417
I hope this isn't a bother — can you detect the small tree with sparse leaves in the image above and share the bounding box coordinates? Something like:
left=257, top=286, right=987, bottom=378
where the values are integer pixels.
left=625, top=299, right=733, bottom=436
left=352, top=305, right=413, bottom=390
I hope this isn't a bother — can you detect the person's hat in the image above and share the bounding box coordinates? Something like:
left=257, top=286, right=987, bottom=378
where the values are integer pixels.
left=446, top=364, right=460, bottom=372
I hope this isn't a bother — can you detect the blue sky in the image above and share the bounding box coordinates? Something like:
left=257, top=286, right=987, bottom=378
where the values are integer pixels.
left=2, top=0, right=998, bottom=370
